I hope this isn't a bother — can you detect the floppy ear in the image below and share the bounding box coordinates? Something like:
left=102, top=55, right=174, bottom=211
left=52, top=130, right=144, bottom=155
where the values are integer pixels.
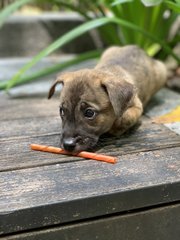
left=48, top=78, right=63, bottom=99
left=102, top=78, right=134, bottom=117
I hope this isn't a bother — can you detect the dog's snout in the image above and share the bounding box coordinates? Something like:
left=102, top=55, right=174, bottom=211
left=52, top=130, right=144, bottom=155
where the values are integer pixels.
left=63, top=137, right=76, bottom=152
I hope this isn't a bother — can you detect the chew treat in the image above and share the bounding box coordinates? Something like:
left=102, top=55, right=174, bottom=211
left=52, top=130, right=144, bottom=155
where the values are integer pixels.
left=30, top=144, right=117, bottom=164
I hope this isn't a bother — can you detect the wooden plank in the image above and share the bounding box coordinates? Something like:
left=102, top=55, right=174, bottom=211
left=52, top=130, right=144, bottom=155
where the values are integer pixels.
left=1, top=88, right=179, bottom=121
left=0, top=57, right=96, bottom=98
left=0, top=116, right=61, bottom=140
left=0, top=147, right=180, bottom=234
left=2, top=204, right=180, bottom=240
left=0, top=95, right=59, bottom=121
left=0, top=56, right=75, bottom=81
left=0, top=117, right=180, bottom=171
left=1, top=89, right=180, bottom=139
left=0, top=135, right=77, bottom=171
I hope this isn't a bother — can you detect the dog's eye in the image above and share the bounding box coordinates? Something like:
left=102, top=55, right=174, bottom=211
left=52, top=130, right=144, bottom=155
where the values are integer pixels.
left=84, top=108, right=96, bottom=119
left=59, top=107, right=65, bottom=117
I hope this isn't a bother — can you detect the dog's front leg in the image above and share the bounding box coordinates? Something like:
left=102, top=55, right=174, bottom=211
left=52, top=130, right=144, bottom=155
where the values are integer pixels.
left=109, top=96, right=143, bottom=136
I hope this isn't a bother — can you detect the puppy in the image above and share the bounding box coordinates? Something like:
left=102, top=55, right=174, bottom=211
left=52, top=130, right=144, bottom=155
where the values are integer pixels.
left=48, top=45, right=167, bottom=152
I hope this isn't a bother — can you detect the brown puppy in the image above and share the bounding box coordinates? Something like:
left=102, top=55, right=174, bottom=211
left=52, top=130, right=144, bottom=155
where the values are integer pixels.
left=48, top=45, right=167, bottom=152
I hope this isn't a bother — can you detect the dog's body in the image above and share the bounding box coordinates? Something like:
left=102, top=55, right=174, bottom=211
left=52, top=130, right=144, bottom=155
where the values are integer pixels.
left=49, top=45, right=167, bottom=152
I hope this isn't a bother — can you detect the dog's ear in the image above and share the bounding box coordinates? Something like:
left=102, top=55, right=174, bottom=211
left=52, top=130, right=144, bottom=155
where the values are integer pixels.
left=102, top=77, right=134, bottom=117
left=48, top=78, right=63, bottom=99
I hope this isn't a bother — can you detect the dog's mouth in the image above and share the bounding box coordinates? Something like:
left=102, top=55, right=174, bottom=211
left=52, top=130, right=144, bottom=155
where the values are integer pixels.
left=60, top=135, right=99, bottom=153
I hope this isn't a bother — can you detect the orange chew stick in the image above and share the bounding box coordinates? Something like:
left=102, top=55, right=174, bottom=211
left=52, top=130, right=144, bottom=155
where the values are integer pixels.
left=30, top=144, right=117, bottom=164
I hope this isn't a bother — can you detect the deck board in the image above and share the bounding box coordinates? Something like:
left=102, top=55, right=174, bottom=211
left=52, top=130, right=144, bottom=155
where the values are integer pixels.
left=0, top=85, right=180, bottom=236
left=0, top=146, right=180, bottom=234
left=1, top=204, right=180, bottom=240
left=0, top=116, right=179, bottom=171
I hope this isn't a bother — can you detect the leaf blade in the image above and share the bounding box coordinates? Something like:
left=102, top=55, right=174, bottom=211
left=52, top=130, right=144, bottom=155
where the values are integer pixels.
left=2, top=50, right=100, bottom=90
left=0, top=0, right=33, bottom=28
left=6, top=18, right=110, bottom=90
left=6, top=16, right=180, bottom=90
left=141, top=0, right=163, bottom=7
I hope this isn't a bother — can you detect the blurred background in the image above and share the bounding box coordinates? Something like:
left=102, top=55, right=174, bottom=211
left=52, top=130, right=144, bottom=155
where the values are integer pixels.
left=0, top=0, right=98, bottom=56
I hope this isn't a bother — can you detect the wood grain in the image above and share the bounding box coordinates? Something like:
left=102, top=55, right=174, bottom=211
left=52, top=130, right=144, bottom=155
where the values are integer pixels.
left=0, top=87, right=180, bottom=237
left=0, top=147, right=180, bottom=234
left=2, top=204, right=180, bottom=240
left=0, top=95, right=59, bottom=121
left=0, top=117, right=179, bottom=171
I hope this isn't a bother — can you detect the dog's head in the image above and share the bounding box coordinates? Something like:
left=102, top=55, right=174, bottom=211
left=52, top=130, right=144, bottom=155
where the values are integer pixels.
left=48, top=69, right=134, bottom=152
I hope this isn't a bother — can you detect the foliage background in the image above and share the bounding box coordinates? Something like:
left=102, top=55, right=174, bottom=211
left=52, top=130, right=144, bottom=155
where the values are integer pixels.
left=0, top=0, right=179, bottom=90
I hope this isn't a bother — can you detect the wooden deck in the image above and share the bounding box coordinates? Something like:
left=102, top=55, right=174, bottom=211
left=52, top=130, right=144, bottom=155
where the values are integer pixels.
left=0, top=69, right=180, bottom=239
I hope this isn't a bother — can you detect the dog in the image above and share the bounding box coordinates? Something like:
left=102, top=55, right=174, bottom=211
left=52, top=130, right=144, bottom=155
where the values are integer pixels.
left=48, top=45, right=167, bottom=153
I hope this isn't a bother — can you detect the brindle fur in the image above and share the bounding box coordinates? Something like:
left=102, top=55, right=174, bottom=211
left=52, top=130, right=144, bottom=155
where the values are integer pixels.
left=48, top=45, right=167, bottom=152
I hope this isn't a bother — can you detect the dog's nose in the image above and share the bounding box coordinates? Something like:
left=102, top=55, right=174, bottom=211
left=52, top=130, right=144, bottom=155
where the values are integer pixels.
left=63, top=138, right=76, bottom=152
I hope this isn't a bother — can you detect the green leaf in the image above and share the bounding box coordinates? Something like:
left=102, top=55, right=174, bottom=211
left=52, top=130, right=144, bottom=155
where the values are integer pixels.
left=165, top=1, right=180, bottom=13
left=0, top=0, right=33, bottom=28
left=6, top=18, right=110, bottom=90
left=141, top=0, right=163, bottom=7
left=146, top=43, right=161, bottom=56
left=49, top=0, right=91, bottom=20
left=0, top=81, right=8, bottom=90
left=1, top=50, right=101, bottom=90
left=111, top=17, right=179, bottom=62
left=6, top=16, right=180, bottom=90
left=111, top=0, right=133, bottom=6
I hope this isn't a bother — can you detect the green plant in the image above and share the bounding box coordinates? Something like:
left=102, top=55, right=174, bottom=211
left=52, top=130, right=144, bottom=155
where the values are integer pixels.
left=0, top=0, right=179, bottom=90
